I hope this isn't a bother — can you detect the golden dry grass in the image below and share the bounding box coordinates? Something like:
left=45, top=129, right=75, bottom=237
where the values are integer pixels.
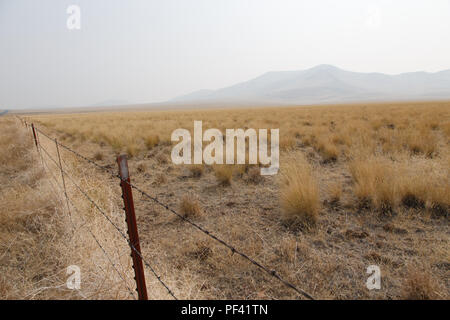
left=327, top=181, right=342, bottom=204
left=280, top=155, right=320, bottom=227
left=214, top=165, right=233, bottom=186
left=188, top=164, right=204, bottom=178
left=12, top=100, right=450, bottom=300
left=0, top=118, right=146, bottom=300
left=179, top=196, right=203, bottom=218
left=349, top=157, right=397, bottom=212
left=401, top=266, right=439, bottom=300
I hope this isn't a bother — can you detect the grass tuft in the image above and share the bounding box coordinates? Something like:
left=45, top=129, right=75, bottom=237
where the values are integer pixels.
left=180, top=195, right=203, bottom=218
left=280, top=157, right=320, bottom=227
left=214, top=165, right=233, bottom=186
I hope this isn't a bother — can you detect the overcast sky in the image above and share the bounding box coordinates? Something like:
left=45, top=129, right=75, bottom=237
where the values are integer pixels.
left=1, top=0, right=450, bottom=109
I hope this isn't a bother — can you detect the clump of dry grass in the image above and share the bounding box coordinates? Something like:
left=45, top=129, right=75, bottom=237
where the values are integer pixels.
left=182, top=239, right=212, bottom=262
left=350, top=156, right=449, bottom=216
left=331, top=132, right=351, bottom=146
left=301, top=134, right=314, bottom=147
left=126, top=143, right=140, bottom=158
left=401, top=267, right=437, bottom=300
left=145, top=135, right=160, bottom=150
left=188, top=165, right=203, bottom=178
left=279, top=135, right=296, bottom=151
left=277, top=236, right=297, bottom=263
left=327, top=181, right=342, bottom=204
left=214, top=165, right=233, bottom=186
left=136, top=162, right=147, bottom=173
left=154, top=173, right=167, bottom=185
left=93, top=151, right=103, bottom=161
left=349, top=158, right=397, bottom=213
left=427, top=184, right=449, bottom=218
left=246, top=166, right=262, bottom=184
left=375, top=177, right=398, bottom=214
left=179, top=195, right=203, bottom=218
left=234, top=164, right=247, bottom=178
left=401, top=129, right=438, bottom=157
left=316, top=138, right=338, bottom=163
left=398, top=175, right=428, bottom=209
left=280, top=157, right=320, bottom=227
left=156, top=153, right=168, bottom=164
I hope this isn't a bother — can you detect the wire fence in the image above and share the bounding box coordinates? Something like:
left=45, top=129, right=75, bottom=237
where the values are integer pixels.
left=17, top=116, right=314, bottom=300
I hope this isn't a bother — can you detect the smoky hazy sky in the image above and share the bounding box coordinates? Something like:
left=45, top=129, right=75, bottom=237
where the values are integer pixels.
left=1, top=0, right=450, bottom=109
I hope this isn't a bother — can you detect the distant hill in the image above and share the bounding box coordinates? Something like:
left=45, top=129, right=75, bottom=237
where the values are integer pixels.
left=171, top=64, right=450, bottom=105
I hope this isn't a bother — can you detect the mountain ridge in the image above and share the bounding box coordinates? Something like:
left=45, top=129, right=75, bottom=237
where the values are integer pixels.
left=170, top=65, right=450, bottom=105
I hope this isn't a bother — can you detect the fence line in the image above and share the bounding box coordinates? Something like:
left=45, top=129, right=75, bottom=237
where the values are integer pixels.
left=20, top=118, right=315, bottom=300
left=36, top=133, right=137, bottom=299
left=37, top=137, right=174, bottom=299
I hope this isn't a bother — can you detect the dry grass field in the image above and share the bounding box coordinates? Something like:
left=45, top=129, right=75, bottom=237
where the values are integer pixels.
left=0, top=118, right=138, bottom=299
left=6, top=100, right=450, bottom=299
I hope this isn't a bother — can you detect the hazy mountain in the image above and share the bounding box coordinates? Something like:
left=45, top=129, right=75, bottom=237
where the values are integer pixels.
left=171, top=89, right=215, bottom=102
left=171, top=65, right=450, bottom=105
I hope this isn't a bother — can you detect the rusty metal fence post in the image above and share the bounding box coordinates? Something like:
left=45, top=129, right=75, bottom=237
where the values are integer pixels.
left=31, top=123, right=39, bottom=151
left=117, top=154, right=148, bottom=300
left=30, top=123, right=46, bottom=169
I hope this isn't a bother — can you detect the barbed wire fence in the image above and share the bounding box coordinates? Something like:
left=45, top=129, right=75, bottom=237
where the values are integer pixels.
left=16, top=116, right=314, bottom=301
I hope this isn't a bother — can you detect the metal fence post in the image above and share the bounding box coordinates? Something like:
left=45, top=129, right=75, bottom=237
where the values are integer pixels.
left=117, top=154, right=148, bottom=300
left=31, top=123, right=39, bottom=151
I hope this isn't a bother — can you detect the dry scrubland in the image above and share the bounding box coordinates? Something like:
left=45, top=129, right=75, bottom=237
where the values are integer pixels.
left=12, top=101, right=450, bottom=299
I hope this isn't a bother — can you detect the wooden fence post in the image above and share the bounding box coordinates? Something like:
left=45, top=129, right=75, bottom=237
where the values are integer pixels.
left=117, top=154, right=148, bottom=300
